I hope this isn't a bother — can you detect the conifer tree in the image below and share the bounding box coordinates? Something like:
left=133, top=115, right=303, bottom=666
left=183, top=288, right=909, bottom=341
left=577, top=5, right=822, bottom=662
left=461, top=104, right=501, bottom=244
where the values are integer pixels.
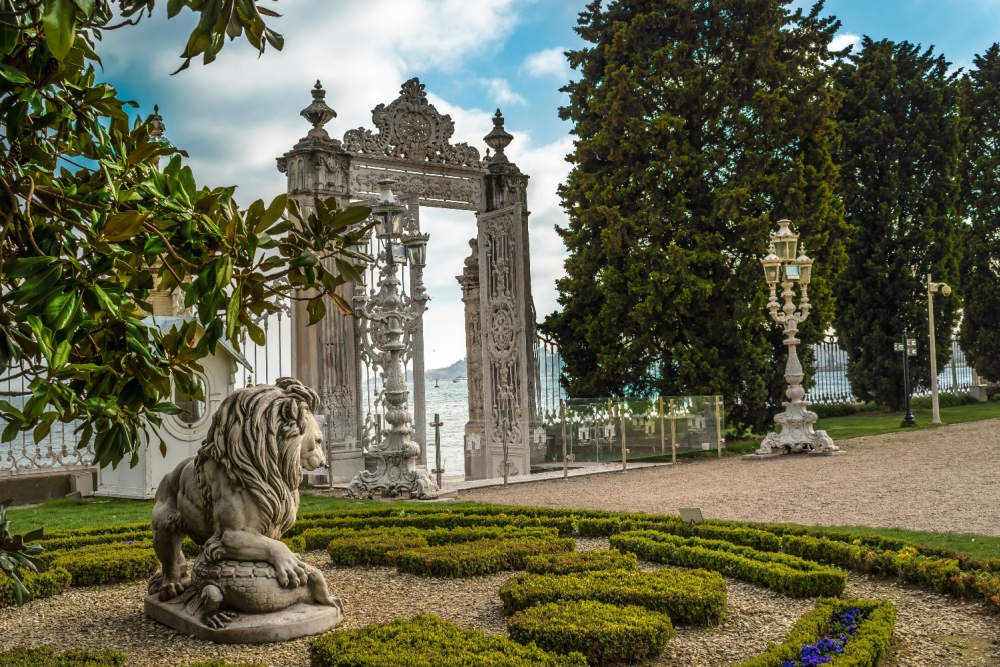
left=834, top=38, right=962, bottom=409
left=958, top=45, right=1000, bottom=382
left=545, top=0, right=847, bottom=432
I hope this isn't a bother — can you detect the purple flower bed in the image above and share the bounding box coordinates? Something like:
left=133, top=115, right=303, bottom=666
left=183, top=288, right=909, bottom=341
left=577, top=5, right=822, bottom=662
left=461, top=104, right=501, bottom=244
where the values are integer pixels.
left=782, top=609, right=863, bottom=667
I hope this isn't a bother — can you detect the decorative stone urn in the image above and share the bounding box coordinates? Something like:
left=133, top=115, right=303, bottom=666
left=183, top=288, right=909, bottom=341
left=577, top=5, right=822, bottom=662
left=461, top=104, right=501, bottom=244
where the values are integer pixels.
left=144, top=378, right=344, bottom=643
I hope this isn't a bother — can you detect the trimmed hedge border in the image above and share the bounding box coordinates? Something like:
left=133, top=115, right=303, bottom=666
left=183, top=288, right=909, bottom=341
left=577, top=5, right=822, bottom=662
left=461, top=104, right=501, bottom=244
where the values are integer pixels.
left=524, top=549, right=637, bottom=575
left=611, top=530, right=847, bottom=598
left=498, top=568, right=727, bottom=625
left=308, top=614, right=586, bottom=666
left=50, top=547, right=159, bottom=587
left=326, top=530, right=428, bottom=566
left=732, top=597, right=896, bottom=667
left=508, top=600, right=674, bottom=665
left=0, top=567, right=71, bottom=607
left=13, top=502, right=1000, bottom=614
left=390, top=536, right=574, bottom=578
left=0, top=647, right=127, bottom=666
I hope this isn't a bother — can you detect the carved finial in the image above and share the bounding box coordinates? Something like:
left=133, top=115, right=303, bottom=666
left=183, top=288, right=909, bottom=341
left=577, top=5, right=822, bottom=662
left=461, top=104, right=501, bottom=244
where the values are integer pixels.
left=484, top=108, right=513, bottom=163
left=300, top=80, right=337, bottom=138
left=148, top=104, right=166, bottom=141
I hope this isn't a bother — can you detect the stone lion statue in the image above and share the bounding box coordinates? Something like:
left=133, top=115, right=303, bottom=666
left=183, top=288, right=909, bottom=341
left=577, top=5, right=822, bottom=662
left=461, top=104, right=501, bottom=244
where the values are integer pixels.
left=148, top=377, right=341, bottom=629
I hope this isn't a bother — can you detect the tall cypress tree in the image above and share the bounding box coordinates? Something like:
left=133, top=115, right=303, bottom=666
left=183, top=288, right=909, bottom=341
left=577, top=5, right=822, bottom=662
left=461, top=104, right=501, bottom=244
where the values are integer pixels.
left=545, top=0, right=847, bottom=432
left=959, top=45, right=1000, bottom=382
left=834, top=39, right=962, bottom=410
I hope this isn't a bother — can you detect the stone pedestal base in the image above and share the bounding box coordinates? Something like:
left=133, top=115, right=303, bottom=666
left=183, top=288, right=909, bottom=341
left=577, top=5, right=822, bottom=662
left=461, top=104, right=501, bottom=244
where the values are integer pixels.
left=144, top=594, right=342, bottom=644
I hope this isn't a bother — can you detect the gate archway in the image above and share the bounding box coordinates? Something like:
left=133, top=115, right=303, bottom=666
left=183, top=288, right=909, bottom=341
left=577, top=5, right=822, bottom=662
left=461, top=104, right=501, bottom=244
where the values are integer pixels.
left=276, top=79, right=539, bottom=482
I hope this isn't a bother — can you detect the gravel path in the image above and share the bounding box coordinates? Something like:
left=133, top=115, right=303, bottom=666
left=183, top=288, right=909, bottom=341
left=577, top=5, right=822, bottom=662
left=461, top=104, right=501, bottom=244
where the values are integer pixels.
left=460, top=419, right=1000, bottom=536
left=3, top=541, right=999, bottom=666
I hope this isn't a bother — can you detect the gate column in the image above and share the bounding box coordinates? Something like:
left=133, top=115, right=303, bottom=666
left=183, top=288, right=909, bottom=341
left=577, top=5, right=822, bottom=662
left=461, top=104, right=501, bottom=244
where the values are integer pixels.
left=277, top=81, right=362, bottom=482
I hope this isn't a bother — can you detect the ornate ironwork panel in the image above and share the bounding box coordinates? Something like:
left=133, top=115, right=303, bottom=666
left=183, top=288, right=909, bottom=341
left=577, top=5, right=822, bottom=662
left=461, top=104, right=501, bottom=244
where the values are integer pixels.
left=477, top=204, right=530, bottom=477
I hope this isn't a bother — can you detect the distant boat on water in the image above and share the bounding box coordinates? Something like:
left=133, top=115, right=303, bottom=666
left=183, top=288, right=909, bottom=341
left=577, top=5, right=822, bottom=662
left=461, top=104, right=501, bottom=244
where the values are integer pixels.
left=453, top=376, right=467, bottom=384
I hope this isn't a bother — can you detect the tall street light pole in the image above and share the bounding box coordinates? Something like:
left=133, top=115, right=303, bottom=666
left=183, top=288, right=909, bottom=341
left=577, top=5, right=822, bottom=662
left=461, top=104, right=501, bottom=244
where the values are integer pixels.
left=926, top=274, right=952, bottom=425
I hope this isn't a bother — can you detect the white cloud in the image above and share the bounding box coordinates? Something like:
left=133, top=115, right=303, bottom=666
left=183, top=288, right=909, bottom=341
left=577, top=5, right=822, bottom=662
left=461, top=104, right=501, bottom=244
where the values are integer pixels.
left=485, top=78, right=527, bottom=106
left=521, top=46, right=570, bottom=79
left=830, top=33, right=860, bottom=53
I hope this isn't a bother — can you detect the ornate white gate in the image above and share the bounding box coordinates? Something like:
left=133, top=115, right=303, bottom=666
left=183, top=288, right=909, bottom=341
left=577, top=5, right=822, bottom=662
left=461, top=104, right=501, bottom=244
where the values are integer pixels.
left=277, top=78, right=539, bottom=483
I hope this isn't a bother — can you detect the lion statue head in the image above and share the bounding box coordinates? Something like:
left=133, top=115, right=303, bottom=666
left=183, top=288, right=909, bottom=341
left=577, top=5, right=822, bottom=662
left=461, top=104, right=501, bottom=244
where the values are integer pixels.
left=194, top=377, right=324, bottom=539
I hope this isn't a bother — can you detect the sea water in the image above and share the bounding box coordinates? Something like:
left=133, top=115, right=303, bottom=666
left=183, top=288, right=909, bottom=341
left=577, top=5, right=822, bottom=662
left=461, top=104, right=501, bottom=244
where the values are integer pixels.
left=422, top=378, right=470, bottom=477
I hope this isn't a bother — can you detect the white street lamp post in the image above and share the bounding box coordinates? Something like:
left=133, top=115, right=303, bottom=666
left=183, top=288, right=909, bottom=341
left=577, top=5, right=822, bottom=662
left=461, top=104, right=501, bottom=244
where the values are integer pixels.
left=927, top=273, right=952, bottom=425
left=745, top=220, right=840, bottom=459
left=347, top=180, right=438, bottom=499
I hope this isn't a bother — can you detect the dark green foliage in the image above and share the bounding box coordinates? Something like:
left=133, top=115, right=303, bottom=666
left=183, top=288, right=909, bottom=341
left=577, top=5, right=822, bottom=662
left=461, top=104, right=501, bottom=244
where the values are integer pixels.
left=810, top=402, right=888, bottom=419
left=546, top=0, right=847, bottom=433
left=508, top=600, right=674, bottom=665
left=732, top=598, right=895, bottom=667
left=308, top=614, right=587, bottom=667
left=959, top=44, right=1000, bottom=382
left=281, top=535, right=305, bottom=554
left=0, top=498, right=47, bottom=605
left=35, top=531, right=150, bottom=553
left=498, top=568, right=727, bottom=625
left=0, top=2, right=371, bottom=467
left=611, top=530, right=846, bottom=597
left=524, top=549, right=638, bottom=575
left=909, top=393, right=978, bottom=409
left=390, top=537, right=574, bottom=578
left=834, top=38, right=962, bottom=409
left=50, top=546, right=158, bottom=586
left=326, top=530, right=428, bottom=567
left=0, top=647, right=126, bottom=667
left=0, top=567, right=70, bottom=607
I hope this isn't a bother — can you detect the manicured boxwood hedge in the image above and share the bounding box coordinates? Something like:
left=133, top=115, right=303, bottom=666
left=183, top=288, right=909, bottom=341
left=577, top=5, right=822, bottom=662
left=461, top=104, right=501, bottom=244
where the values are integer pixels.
left=0, top=568, right=71, bottom=607
left=35, top=530, right=151, bottom=552
left=308, top=614, right=586, bottom=666
left=499, top=568, right=727, bottom=625
left=326, top=530, right=428, bottom=566
left=0, top=647, right=127, bottom=666
left=611, top=530, right=847, bottom=597
left=507, top=600, right=674, bottom=666
left=390, top=536, right=574, bottom=578
left=12, top=501, right=1000, bottom=616
left=524, top=549, right=637, bottom=575
left=50, top=547, right=159, bottom=586
left=732, top=597, right=896, bottom=667
left=301, top=524, right=560, bottom=553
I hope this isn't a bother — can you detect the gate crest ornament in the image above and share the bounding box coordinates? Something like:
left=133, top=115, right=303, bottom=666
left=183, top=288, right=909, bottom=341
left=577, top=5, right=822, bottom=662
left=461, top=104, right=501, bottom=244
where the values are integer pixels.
left=342, top=78, right=483, bottom=168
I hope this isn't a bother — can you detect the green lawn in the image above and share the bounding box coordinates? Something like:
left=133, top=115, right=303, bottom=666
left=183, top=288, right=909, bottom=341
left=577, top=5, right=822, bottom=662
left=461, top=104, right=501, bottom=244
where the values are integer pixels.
left=9, top=495, right=999, bottom=561
left=808, top=525, right=1000, bottom=561
left=815, top=400, right=1000, bottom=440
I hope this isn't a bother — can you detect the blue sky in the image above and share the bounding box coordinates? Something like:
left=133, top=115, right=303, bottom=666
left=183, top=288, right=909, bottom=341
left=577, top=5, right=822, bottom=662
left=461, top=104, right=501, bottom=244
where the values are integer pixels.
left=96, top=0, right=1000, bottom=368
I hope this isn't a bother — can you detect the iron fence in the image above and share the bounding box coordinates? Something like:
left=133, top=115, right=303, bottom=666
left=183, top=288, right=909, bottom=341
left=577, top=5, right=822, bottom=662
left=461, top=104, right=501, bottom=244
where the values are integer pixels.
left=536, top=332, right=979, bottom=411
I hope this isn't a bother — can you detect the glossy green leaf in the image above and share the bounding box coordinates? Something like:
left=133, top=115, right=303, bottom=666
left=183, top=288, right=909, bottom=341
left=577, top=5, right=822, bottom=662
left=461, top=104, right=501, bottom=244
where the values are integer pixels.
left=42, top=0, right=77, bottom=61
left=103, top=210, right=149, bottom=242
left=0, top=64, right=30, bottom=84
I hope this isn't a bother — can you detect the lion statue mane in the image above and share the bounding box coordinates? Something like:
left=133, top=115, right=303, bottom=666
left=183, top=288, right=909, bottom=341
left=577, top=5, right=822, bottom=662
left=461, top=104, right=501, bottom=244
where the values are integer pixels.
left=148, top=377, right=339, bottom=625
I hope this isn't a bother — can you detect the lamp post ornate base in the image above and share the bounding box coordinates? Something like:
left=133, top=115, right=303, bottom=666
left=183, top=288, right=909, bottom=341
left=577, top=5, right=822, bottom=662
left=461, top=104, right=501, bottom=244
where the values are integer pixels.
left=744, top=340, right=840, bottom=459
